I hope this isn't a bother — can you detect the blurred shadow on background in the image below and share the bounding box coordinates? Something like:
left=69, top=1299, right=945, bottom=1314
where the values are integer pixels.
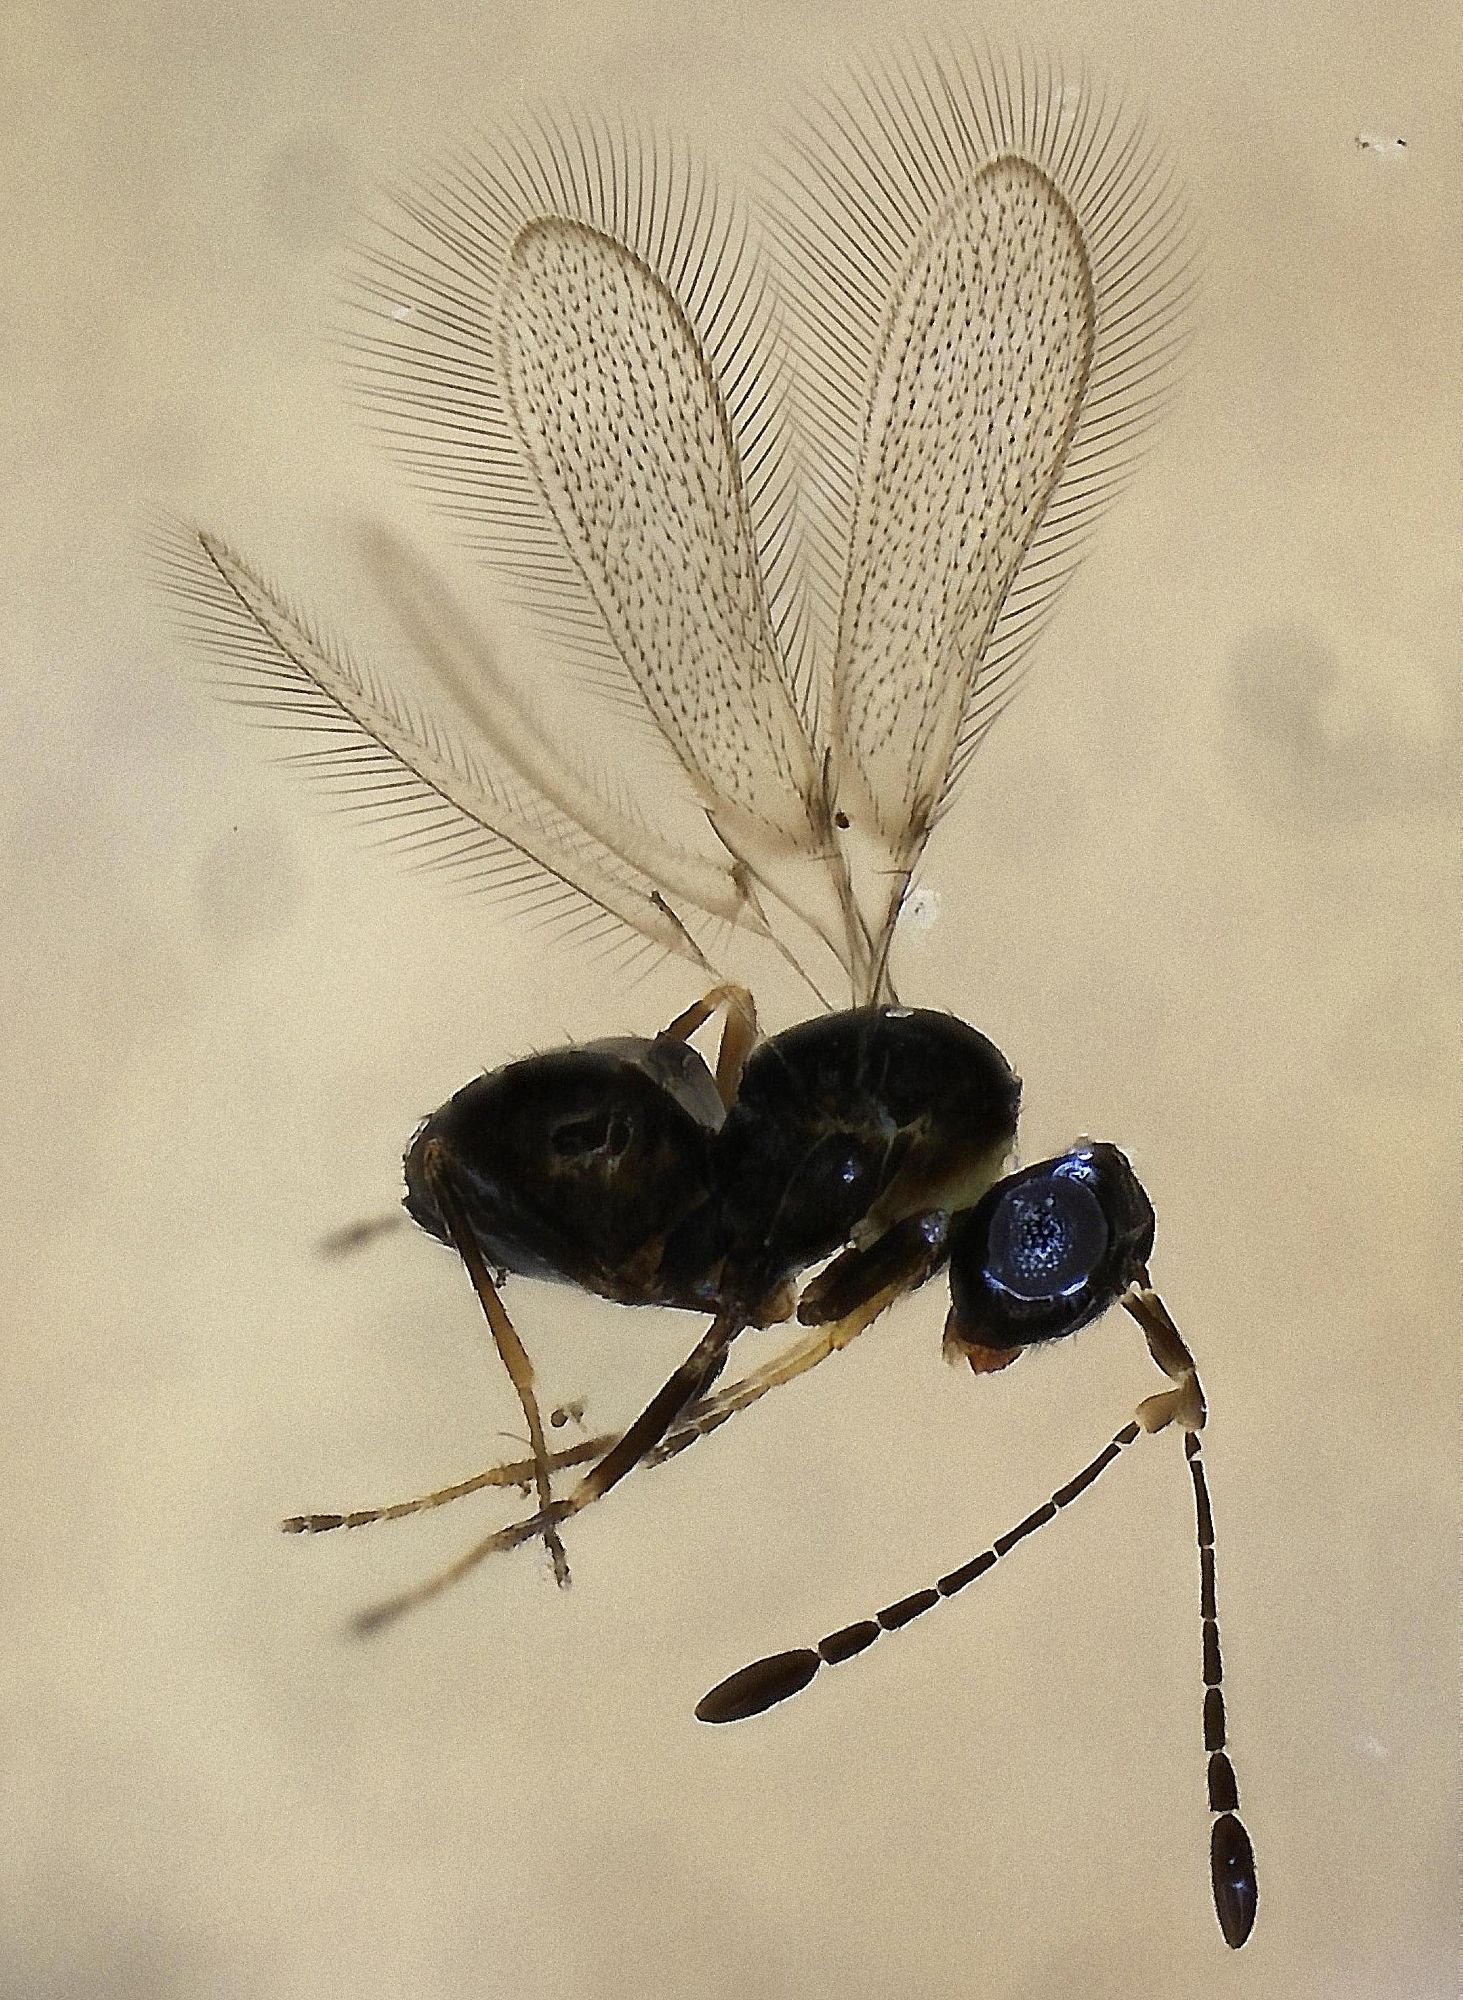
left=1225, top=622, right=1452, bottom=827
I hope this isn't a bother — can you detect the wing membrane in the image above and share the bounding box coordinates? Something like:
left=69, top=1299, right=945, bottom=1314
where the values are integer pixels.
left=499, top=216, right=820, bottom=852
left=171, top=57, right=1190, bottom=1007
left=773, top=47, right=1193, bottom=971
left=349, top=125, right=866, bottom=987
left=157, top=526, right=712, bottom=970
left=361, top=524, right=765, bottom=935
left=833, top=158, right=1094, bottom=853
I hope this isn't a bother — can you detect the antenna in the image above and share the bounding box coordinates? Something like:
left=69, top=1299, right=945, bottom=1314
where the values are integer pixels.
left=694, top=1417, right=1144, bottom=1721
left=697, top=1399, right=1258, bottom=1949
left=1184, top=1425, right=1259, bottom=1948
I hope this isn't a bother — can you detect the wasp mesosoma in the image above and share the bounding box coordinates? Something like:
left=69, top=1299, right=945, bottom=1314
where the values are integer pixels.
left=161, top=46, right=1256, bottom=1950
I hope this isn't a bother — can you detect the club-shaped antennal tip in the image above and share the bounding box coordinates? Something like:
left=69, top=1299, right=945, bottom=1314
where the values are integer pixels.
left=695, top=1648, right=820, bottom=1723
left=1211, top=1812, right=1258, bottom=1949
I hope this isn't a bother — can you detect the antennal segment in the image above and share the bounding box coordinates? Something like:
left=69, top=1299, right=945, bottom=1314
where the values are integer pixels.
left=1185, top=1425, right=1258, bottom=1948
left=697, top=1301, right=1260, bottom=1950
left=694, top=1416, right=1145, bottom=1724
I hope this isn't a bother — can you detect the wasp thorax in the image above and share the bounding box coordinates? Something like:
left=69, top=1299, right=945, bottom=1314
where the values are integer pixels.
left=945, top=1143, right=1156, bottom=1356
left=714, top=1007, right=1021, bottom=1313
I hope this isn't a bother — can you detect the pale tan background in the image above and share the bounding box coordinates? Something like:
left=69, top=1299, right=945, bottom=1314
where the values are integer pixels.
left=2, top=1, right=1456, bottom=1995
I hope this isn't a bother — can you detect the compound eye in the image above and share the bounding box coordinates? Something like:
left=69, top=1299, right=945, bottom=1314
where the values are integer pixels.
left=984, top=1176, right=1109, bottom=1303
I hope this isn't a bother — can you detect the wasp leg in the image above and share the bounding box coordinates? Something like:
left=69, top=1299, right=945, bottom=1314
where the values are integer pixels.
left=284, top=1315, right=864, bottom=1536
left=284, top=1323, right=842, bottom=1535
left=281, top=1436, right=607, bottom=1534
left=287, top=1282, right=1207, bottom=1552
left=651, top=1215, right=950, bottom=1462
left=649, top=1316, right=870, bottom=1462
left=351, top=1312, right=743, bottom=1634
left=660, top=982, right=757, bottom=1106
left=290, top=1222, right=945, bottom=1537
left=419, top=1139, right=571, bottom=1587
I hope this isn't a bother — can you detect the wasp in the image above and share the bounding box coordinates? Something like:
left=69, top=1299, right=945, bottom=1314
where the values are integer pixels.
left=162, top=46, right=1256, bottom=1950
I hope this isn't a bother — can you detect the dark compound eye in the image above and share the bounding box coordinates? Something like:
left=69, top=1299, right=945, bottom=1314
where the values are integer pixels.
left=984, top=1178, right=1108, bottom=1301
left=946, top=1145, right=1156, bottom=1351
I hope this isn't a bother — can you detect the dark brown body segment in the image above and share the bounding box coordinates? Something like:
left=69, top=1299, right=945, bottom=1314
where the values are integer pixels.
left=714, top=1007, right=1021, bottom=1310
left=403, top=1034, right=725, bottom=1307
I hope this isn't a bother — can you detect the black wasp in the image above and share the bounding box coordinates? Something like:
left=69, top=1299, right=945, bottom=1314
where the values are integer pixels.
left=163, top=47, right=1256, bottom=1950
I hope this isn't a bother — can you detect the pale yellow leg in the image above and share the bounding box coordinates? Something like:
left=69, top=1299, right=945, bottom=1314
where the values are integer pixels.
left=350, top=1314, right=741, bottom=1634
left=649, top=1293, right=890, bottom=1464
left=286, top=1253, right=918, bottom=1553
left=281, top=1436, right=606, bottom=1535
left=283, top=1301, right=874, bottom=1539
left=421, top=1139, right=570, bottom=1586
left=348, top=1289, right=909, bottom=1632
left=661, top=983, right=758, bottom=1106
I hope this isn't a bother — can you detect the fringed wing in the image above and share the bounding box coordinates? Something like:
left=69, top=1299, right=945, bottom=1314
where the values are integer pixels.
left=498, top=216, right=819, bottom=850
left=833, top=158, right=1094, bottom=850
left=359, top=524, right=766, bottom=937
left=169, top=57, right=1191, bottom=1008
left=774, top=47, right=1193, bottom=983
left=157, top=525, right=714, bottom=971
left=350, top=124, right=867, bottom=989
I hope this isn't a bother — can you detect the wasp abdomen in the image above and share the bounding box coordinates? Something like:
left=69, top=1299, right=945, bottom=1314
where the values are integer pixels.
left=403, top=1036, right=724, bottom=1307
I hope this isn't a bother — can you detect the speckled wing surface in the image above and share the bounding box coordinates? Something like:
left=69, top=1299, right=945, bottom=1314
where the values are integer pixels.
left=349, top=122, right=864, bottom=990
left=496, top=216, right=821, bottom=854
left=832, top=159, right=1095, bottom=853
left=166, top=53, right=1190, bottom=1006
left=774, top=51, right=1192, bottom=985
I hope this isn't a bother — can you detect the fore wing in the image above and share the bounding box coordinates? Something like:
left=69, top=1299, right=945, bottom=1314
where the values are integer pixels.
left=498, top=218, right=819, bottom=854
left=352, top=126, right=867, bottom=993
left=834, top=158, right=1094, bottom=859
left=775, top=49, right=1193, bottom=982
